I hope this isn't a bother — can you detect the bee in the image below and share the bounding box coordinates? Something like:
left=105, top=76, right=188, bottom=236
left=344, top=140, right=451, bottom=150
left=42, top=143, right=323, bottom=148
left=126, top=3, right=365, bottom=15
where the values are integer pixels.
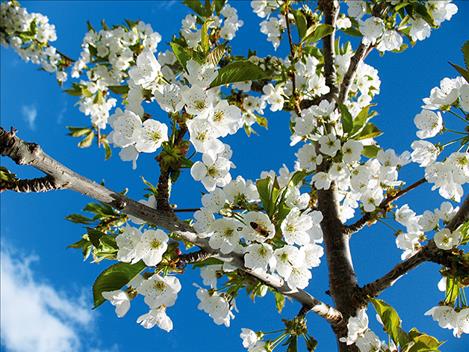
left=249, top=222, right=270, bottom=237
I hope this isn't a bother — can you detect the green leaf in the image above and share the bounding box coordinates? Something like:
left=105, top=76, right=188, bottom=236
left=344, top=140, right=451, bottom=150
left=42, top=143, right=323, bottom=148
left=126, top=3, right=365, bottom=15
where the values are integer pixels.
left=303, top=24, right=334, bottom=44
left=371, top=298, right=410, bottom=347
left=87, top=228, right=105, bottom=247
left=200, top=19, right=214, bottom=53
left=108, top=85, right=129, bottom=95
left=462, top=41, right=469, bottom=68
left=350, top=104, right=376, bottom=136
left=78, top=131, right=94, bottom=148
left=361, top=145, right=380, bottom=158
left=290, top=170, right=310, bottom=187
left=256, top=178, right=272, bottom=213
left=355, top=123, right=382, bottom=140
left=206, top=45, right=225, bottom=66
left=450, top=62, right=469, bottom=84
left=273, top=291, right=285, bottom=313
left=170, top=42, right=192, bottom=70
left=414, top=3, right=435, bottom=26
left=256, top=115, right=268, bottom=129
left=67, top=126, right=92, bottom=137
left=403, top=328, right=443, bottom=352
left=209, top=61, right=271, bottom=88
left=214, top=0, right=226, bottom=14
left=93, top=261, right=146, bottom=308
left=444, top=276, right=459, bottom=304
left=191, top=257, right=223, bottom=268
left=341, top=26, right=362, bottom=37
left=338, top=103, right=353, bottom=134
left=65, top=214, right=93, bottom=224
left=102, top=138, right=112, bottom=160
left=183, top=0, right=211, bottom=17
left=293, top=10, right=308, bottom=40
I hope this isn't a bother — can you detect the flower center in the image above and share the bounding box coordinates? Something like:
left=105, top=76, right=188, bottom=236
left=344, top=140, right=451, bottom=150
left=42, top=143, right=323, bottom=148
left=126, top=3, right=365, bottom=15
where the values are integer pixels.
left=150, top=239, right=161, bottom=249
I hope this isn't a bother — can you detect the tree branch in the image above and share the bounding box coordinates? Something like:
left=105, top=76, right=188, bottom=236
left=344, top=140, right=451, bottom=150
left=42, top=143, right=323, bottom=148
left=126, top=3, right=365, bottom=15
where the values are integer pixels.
left=0, top=173, right=64, bottom=193
left=337, top=43, right=372, bottom=104
left=318, top=0, right=339, bottom=100
left=359, top=194, right=469, bottom=300
left=0, top=126, right=343, bottom=325
left=344, top=177, right=427, bottom=236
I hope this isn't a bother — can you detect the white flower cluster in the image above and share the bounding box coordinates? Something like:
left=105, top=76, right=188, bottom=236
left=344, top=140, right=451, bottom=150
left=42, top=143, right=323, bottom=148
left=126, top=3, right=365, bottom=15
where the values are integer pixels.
left=196, top=286, right=235, bottom=327
left=181, top=3, right=243, bottom=47
left=394, top=202, right=459, bottom=259
left=0, top=1, right=67, bottom=81
left=411, top=77, right=469, bottom=202
left=347, top=0, right=457, bottom=51
left=294, top=120, right=409, bottom=222
left=182, top=60, right=244, bottom=191
left=340, top=309, right=385, bottom=352
left=109, top=108, right=168, bottom=169
left=104, top=224, right=182, bottom=332
left=240, top=328, right=267, bottom=351
left=71, top=21, right=162, bottom=132
left=194, top=169, right=324, bottom=293
left=102, top=273, right=181, bottom=332
left=115, top=225, right=169, bottom=266
left=251, top=0, right=286, bottom=50
left=425, top=306, right=469, bottom=338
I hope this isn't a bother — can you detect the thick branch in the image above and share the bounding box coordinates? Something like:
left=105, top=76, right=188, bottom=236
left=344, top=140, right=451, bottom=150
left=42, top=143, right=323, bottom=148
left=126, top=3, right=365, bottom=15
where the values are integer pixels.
left=0, top=174, right=64, bottom=193
left=0, top=127, right=342, bottom=324
left=344, top=178, right=427, bottom=236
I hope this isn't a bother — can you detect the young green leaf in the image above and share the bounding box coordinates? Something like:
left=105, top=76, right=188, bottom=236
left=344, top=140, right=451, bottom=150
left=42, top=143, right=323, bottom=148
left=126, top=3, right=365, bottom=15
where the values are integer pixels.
left=170, top=42, right=192, bottom=70
left=361, top=145, right=380, bottom=158
left=355, top=123, right=383, bottom=140
left=462, top=41, right=469, bottom=68
left=273, top=290, right=285, bottom=313
left=293, top=10, right=307, bottom=40
left=338, top=103, right=353, bottom=134
left=371, top=298, right=410, bottom=347
left=302, top=24, right=334, bottom=44
left=210, top=61, right=271, bottom=88
left=93, top=261, right=146, bottom=308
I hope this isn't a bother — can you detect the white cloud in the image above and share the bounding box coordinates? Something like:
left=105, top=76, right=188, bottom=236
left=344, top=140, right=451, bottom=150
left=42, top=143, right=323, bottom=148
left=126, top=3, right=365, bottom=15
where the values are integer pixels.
left=0, top=246, right=94, bottom=352
left=21, top=104, right=37, bottom=130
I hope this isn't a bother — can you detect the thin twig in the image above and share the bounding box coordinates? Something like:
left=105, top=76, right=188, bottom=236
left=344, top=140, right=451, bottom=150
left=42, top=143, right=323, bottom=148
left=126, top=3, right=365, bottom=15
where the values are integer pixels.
left=344, top=177, right=427, bottom=236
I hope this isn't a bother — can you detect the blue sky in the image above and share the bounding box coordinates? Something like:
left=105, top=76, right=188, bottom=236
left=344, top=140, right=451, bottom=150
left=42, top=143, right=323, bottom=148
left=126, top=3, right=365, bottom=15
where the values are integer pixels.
left=1, top=1, right=468, bottom=351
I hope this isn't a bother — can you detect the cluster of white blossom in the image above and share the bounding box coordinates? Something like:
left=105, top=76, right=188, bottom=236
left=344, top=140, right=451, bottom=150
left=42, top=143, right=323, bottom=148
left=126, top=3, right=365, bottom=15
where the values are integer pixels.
left=340, top=309, right=385, bottom=352
left=101, top=225, right=183, bottom=331
left=410, top=77, right=469, bottom=202
left=394, top=202, right=459, bottom=259
left=196, top=286, right=235, bottom=327
left=0, top=0, right=67, bottom=81
left=251, top=0, right=285, bottom=50
left=180, top=60, right=244, bottom=191
left=240, top=328, right=268, bottom=351
left=115, top=225, right=169, bottom=266
left=347, top=0, right=457, bottom=52
left=181, top=3, right=243, bottom=47
left=425, top=277, right=469, bottom=338
left=193, top=169, right=324, bottom=294
left=294, top=111, right=409, bottom=222
left=109, top=108, right=168, bottom=169
left=290, top=59, right=381, bottom=146
left=71, top=21, right=162, bottom=133
left=425, top=305, right=469, bottom=338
